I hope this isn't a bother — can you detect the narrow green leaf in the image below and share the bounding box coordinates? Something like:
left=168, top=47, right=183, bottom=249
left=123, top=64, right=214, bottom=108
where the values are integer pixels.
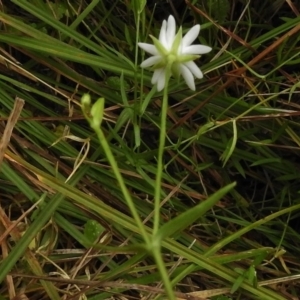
left=120, top=72, right=129, bottom=106
left=157, top=182, right=236, bottom=241
left=134, top=122, right=141, bottom=148
left=231, top=271, right=246, bottom=293
left=125, top=24, right=134, bottom=50
left=221, top=119, right=237, bottom=167
left=140, top=86, right=156, bottom=115
left=251, top=158, right=282, bottom=166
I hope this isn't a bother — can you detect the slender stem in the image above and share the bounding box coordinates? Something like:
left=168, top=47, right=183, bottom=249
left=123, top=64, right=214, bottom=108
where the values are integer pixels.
left=92, top=124, right=150, bottom=245
left=153, top=73, right=170, bottom=235
left=150, top=69, right=173, bottom=298
left=152, top=246, right=175, bottom=300
left=151, top=80, right=177, bottom=299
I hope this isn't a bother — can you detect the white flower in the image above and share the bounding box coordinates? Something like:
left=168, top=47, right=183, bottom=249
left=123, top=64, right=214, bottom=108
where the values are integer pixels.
left=138, top=15, right=212, bottom=91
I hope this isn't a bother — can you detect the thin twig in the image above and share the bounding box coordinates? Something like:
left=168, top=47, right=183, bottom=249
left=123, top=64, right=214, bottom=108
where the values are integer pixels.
left=0, top=97, right=24, bottom=168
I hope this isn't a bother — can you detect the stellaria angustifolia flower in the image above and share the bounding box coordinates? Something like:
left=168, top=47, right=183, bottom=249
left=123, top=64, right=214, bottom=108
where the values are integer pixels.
left=138, top=15, right=212, bottom=91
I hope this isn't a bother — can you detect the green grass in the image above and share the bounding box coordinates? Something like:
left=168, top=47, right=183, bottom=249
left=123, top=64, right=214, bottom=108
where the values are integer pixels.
left=0, top=0, right=300, bottom=299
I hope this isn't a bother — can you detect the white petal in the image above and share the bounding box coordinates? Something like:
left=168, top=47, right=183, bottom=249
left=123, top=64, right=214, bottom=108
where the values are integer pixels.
left=180, top=64, right=196, bottom=90
left=182, top=45, right=212, bottom=55
left=138, top=43, right=158, bottom=55
left=140, top=55, right=162, bottom=68
left=156, top=72, right=166, bottom=91
left=152, top=68, right=166, bottom=91
left=159, top=19, right=168, bottom=48
left=182, top=24, right=200, bottom=48
left=184, top=61, right=203, bottom=79
left=151, top=68, right=164, bottom=84
left=166, top=15, right=176, bottom=49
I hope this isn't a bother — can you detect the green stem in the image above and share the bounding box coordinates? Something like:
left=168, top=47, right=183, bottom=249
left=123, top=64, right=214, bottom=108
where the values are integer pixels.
left=153, top=72, right=170, bottom=235
left=151, top=69, right=174, bottom=298
left=152, top=246, right=175, bottom=300
left=92, top=124, right=150, bottom=245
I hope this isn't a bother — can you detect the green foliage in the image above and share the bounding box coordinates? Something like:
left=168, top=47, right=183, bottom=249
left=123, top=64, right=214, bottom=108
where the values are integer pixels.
left=107, top=76, right=130, bottom=91
left=131, top=0, right=146, bottom=21
left=207, top=0, right=230, bottom=23
left=84, top=220, right=104, bottom=243
left=0, top=1, right=299, bottom=299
